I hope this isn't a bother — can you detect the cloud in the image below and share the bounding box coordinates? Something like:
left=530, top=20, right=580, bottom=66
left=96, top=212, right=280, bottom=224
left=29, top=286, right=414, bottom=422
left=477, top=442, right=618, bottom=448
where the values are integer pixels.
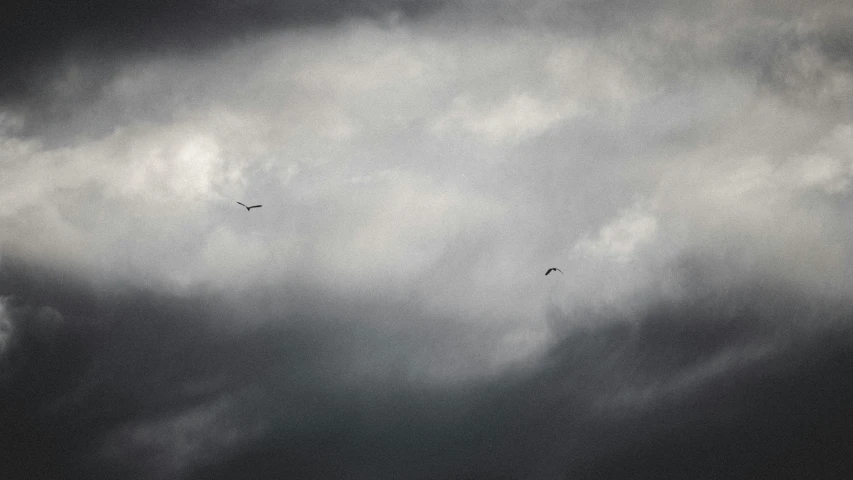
left=3, top=257, right=853, bottom=479
left=4, top=1, right=853, bottom=478
left=0, top=301, right=12, bottom=361
left=432, top=92, right=573, bottom=144
left=574, top=202, right=658, bottom=263
left=0, top=0, right=445, bottom=106
left=3, top=0, right=853, bottom=332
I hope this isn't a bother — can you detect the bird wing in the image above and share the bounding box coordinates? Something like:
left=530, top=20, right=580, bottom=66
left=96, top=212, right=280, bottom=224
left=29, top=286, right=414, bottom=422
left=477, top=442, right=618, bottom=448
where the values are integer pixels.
left=249, top=205, right=262, bottom=209
left=555, top=268, right=563, bottom=273
left=237, top=202, right=247, bottom=208
left=545, top=269, right=553, bottom=275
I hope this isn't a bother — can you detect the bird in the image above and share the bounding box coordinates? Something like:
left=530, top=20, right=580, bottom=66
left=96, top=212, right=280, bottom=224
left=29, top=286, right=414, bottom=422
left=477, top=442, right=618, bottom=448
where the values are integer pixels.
left=545, top=267, right=563, bottom=276
left=237, top=201, right=262, bottom=211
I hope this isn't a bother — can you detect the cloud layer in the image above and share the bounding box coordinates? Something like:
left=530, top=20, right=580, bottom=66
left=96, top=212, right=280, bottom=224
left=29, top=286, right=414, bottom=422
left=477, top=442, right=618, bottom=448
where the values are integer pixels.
left=3, top=0, right=853, bottom=478
left=3, top=257, right=853, bottom=479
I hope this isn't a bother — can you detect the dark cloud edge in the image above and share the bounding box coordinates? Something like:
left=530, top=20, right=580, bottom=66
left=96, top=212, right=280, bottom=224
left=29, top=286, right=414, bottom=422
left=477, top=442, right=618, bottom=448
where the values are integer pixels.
left=2, top=254, right=853, bottom=479
left=0, top=0, right=446, bottom=119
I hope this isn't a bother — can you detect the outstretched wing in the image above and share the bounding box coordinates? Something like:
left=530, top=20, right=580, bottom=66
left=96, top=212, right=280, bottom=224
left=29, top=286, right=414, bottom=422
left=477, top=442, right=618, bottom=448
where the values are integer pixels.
left=248, top=205, right=262, bottom=209
left=237, top=201, right=247, bottom=208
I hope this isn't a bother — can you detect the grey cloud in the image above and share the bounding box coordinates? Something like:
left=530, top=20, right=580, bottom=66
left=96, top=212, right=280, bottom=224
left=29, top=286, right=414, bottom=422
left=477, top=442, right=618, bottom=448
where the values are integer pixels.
left=5, top=3, right=853, bottom=477
left=454, top=0, right=853, bottom=113
left=3, top=256, right=853, bottom=479
left=6, top=0, right=849, bottom=129
left=4, top=0, right=853, bottom=324
left=753, top=31, right=853, bottom=110
left=0, top=0, right=444, bottom=123
left=188, top=280, right=853, bottom=479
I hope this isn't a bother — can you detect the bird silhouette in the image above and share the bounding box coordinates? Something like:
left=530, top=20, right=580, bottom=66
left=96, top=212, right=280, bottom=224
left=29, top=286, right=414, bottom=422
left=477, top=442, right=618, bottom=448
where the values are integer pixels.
left=545, top=268, right=563, bottom=276
left=237, top=202, right=262, bottom=211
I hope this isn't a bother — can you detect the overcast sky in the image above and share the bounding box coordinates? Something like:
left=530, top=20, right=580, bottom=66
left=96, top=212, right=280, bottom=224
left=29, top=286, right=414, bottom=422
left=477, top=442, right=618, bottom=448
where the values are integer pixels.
left=2, top=0, right=853, bottom=478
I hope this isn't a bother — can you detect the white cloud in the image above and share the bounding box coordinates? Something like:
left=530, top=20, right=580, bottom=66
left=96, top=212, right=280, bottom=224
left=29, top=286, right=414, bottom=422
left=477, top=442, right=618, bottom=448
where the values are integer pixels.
left=3, top=5, right=853, bottom=334
left=574, top=203, right=659, bottom=263
left=432, top=92, right=574, bottom=144
left=647, top=123, right=853, bottom=294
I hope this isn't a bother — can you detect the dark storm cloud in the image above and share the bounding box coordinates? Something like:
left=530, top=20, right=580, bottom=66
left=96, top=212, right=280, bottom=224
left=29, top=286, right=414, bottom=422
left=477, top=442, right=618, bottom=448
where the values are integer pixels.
left=0, top=0, right=442, bottom=107
left=3, top=256, right=853, bottom=479
left=0, top=257, right=385, bottom=478
left=199, top=281, right=853, bottom=480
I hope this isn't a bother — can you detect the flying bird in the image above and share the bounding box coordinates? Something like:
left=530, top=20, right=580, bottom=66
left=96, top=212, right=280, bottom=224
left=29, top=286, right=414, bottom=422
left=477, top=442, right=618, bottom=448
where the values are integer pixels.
left=545, top=268, right=563, bottom=276
left=237, top=202, right=262, bottom=211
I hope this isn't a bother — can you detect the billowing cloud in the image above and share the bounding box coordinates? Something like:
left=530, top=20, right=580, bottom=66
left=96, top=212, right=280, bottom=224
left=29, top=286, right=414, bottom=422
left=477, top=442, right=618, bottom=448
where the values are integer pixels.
left=574, top=202, right=658, bottom=263
left=3, top=0, right=853, bottom=478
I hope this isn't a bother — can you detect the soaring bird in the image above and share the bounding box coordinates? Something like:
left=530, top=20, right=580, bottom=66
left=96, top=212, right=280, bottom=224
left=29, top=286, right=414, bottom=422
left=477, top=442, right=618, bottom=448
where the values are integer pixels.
left=237, top=202, right=262, bottom=211
left=545, top=267, right=563, bottom=276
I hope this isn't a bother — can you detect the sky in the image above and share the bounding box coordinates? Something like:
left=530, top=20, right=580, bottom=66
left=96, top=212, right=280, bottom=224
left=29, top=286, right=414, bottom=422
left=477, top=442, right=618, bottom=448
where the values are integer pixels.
left=2, top=0, right=853, bottom=478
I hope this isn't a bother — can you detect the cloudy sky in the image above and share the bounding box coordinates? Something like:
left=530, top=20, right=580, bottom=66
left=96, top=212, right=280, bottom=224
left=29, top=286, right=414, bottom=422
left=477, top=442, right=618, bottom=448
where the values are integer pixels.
left=2, top=0, right=853, bottom=478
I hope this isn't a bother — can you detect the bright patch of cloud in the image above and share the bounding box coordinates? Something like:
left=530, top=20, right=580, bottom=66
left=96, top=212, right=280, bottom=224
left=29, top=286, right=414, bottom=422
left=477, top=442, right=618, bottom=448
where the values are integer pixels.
left=574, top=203, right=659, bottom=262
left=432, top=92, right=573, bottom=143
